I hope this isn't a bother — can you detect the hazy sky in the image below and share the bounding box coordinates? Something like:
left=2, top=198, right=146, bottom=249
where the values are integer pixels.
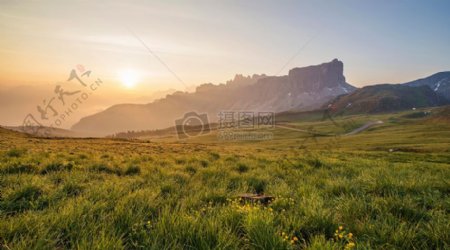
left=2, top=0, right=450, bottom=88
left=1, top=0, right=450, bottom=126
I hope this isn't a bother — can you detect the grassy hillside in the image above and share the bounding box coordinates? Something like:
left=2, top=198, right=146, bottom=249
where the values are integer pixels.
left=326, top=84, right=449, bottom=115
left=0, top=108, right=449, bottom=249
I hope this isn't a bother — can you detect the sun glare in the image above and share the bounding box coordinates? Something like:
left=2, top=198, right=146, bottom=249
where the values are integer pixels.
left=119, top=69, right=139, bottom=89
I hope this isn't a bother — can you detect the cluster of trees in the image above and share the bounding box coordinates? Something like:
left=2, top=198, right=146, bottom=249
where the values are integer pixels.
left=107, top=128, right=174, bottom=139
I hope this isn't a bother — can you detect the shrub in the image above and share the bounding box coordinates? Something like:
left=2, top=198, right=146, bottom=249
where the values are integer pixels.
left=160, top=184, right=174, bottom=197
left=209, top=152, right=220, bottom=161
left=90, top=163, right=121, bottom=175
left=185, top=165, right=197, bottom=175
left=307, top=158, right=324, bottom=168
left=175, top=158, right=186, bottom=165
left=124, top=165, right=141, bottom=176
left=235, top=163, right=249, bottom=173
left=6, top=148, right=27, bottom=158
left=78, top=154, right=88, bottom=159
left=200, top=160, right=209, bottom=168
left=61, top=183, right=83, bottom=197
left=1, top=163, right=36, bottom=174
left=0, top=185, right=47, bottom=214
left=40, top=162, right=73, bottom=174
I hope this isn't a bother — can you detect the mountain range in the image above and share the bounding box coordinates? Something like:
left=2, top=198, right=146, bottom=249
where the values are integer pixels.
left=71, top=59, right=449, bottom=136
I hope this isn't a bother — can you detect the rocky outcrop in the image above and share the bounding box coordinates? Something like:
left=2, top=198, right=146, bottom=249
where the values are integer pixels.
left=288, top=59, right=347, bottom=92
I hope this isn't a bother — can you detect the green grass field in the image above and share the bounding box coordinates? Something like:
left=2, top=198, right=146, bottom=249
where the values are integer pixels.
left=0, top=108, right=449, bottom=249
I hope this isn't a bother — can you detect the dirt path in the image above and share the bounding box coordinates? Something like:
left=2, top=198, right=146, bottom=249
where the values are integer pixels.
left=276, top=120, right=384, bottom=136
left=344, top=120, right=384, bottom=136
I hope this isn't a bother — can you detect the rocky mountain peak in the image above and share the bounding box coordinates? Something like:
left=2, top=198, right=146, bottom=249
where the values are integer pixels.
left=288, top=59, right=346, bottom=92
left=225, top=73, right=267, bottom=87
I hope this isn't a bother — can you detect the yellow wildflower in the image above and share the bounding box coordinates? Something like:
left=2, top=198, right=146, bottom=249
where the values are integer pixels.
left=346, top=242, right=355, bottom=249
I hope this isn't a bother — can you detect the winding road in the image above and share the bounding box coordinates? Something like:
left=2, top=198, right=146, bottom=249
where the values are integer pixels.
left=344, top=120, right=384, bottom=136
left=276, top=120, right=384, bottom=136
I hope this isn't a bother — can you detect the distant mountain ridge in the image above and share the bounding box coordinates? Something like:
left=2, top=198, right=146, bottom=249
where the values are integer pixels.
left=326, top=84, right=449, bottom=114
left=324, top=70, right=450, bottom=115
left=2, top=125, right=88, bottom=138
left=403, top=71, right=450, bottom=100
left=72, top=59, right=356, bottom=136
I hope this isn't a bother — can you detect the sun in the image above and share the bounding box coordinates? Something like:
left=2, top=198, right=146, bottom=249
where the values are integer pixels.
left=119, top=69, right=139, bottom=89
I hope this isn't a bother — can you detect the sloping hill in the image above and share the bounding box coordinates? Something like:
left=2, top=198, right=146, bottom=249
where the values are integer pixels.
left=404, top=72, right=450, bottom=100
left=0, top=126, right=27, bottom=139
left=426, top=105, right=450, bottom=122
left=326, top=84, right=449, bottom=115
left=1, top=125, right=89, bottom=138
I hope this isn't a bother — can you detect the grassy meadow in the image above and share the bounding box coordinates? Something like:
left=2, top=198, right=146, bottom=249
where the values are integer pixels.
left=0, top=108, right=449, bottom=249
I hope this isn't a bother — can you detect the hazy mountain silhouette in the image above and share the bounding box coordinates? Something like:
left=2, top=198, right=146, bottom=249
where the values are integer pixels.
left=72, top=59, right=450, bottom=136
left=0, top=85, right=177, bottom=128
left=72, top=59, right=355, bottom=136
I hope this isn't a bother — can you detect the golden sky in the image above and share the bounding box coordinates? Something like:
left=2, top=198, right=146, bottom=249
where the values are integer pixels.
left=1, top=0, right=449, bottom=126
